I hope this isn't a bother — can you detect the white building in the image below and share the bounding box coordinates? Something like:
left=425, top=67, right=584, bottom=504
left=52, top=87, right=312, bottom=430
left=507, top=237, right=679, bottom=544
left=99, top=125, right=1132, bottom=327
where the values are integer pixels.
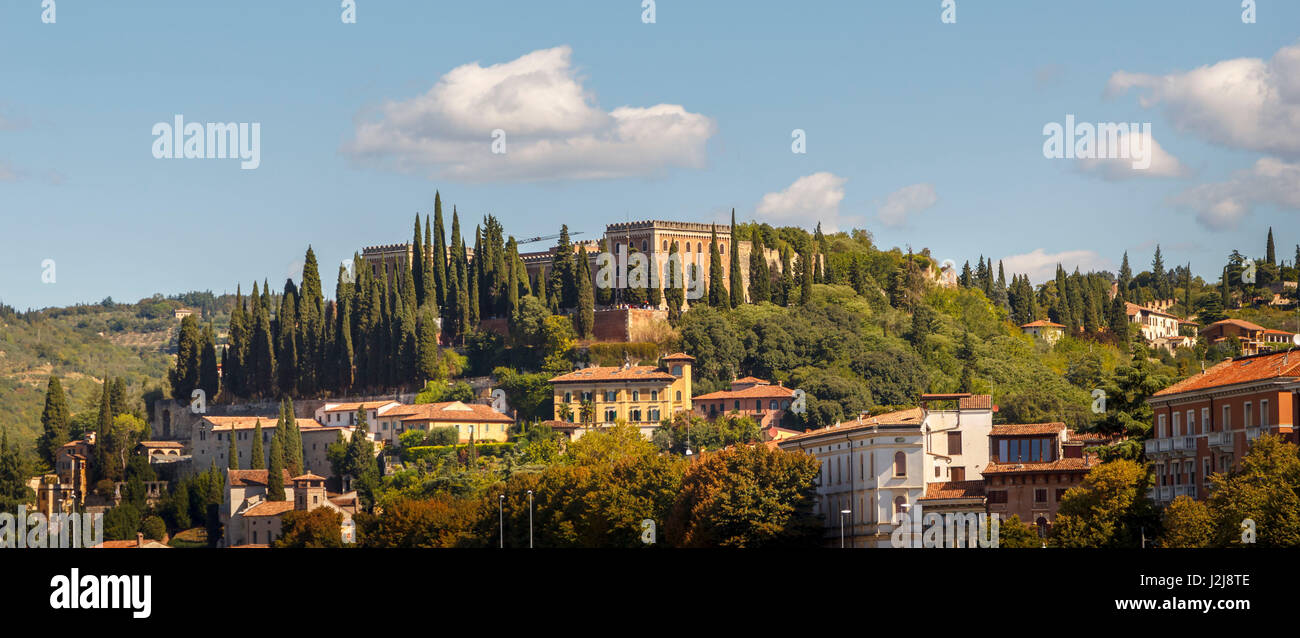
left=777, top=394, right=993, bottom=547
left=313, top=401, right=403, bottom=427
left=192, top=416, right=361, bottom=478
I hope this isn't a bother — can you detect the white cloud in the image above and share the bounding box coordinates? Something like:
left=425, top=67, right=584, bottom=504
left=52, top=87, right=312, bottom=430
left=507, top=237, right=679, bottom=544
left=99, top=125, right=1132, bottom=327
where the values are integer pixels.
left=1075, top=131, right=1186, bottom=179
left=756, top=172, right=848, bottom=231
left=1174, top=157, right=1300, bottom=229
left=1001, top=249, right=1113, bottom=284
left=876, top=183, right=938, bottom=228
left=342, top=46, right=716, bottom=182
left=1107, top=41, right=1300, bottom=155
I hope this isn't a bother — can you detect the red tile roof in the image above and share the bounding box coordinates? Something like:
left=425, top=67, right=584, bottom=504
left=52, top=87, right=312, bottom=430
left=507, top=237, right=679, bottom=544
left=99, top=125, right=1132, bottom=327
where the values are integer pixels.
left=780, top=408, right=925, bottom=443
left=990, top=422, right=1066, bottom=436
left=204, top=416, right=322, bottom=432
left=694, top=384, right=796, bottom=401
left=291, top=473, right=327, bottom=482
left=920, top=480, right=986, bottom=501
left=1206, top=318, right=1266, bottom=332
left=1152, top=350, right=1300, bottom=397
left=396, top=401, right=513, bottom=424
left=1021, top=320, right=1065, bottom=328
left=983, top=457, right=1097, bottom=474
left=662, top=352, right=696, bottom=361
left=1125, top=302, right=1177, bottom=319
left=959, top=395, right=992, bottom=410
left=549, top=366, right=676, bottom=383
left=227, top=469, right=293, bottom=487
left=320, top=401, right=400, bottom=413
left=243, top=501, right=295, bottom=517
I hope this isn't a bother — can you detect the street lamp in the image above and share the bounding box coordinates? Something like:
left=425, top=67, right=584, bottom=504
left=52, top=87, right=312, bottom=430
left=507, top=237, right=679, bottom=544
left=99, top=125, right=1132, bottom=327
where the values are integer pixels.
left=527, top=489, right=534, bottom=549
left=498, top=494, right=504, bottom=548
left=839, top=509, right=852, bottom=548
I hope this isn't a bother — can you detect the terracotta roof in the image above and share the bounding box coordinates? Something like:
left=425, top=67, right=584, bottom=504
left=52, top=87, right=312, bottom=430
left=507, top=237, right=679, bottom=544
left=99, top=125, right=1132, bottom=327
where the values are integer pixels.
left=291, top=473, right=327, bottom=482
left=1152, top=350, right=1300, bottom=397
left=139, top=440, right=184, bottom=448
left=320, top=401, right=400, bottom=413
left=662, top=352, right=696, bottom=361
left=694, top=384, right=796, bottom=401
left=243, top=501, right=296, bottom=517
left=780, top=407, right=925, bottom=443
left=396, top=401, right=513, bottom=424
left=1206, top=318, right=1266, bottom=332
left=230, top=544, right=271, bottom=549
left=1125, top=302, right=1178, bottom=319
left=733, top=376, right=767, bottom=385
left=1066, top=430, right=1111, bottom=444
left=203, top=416, right=322, bottom=431
left=959, top=395, right=992, bottom=410
left=920, top=480, right=986, bottom=500
left=227, top=469, right=293, bottom=487
left=983, top=457, right=1097, bottom=474
left=1262, top=328, right=1295, bottom=336
left=93, top=539, right=170, bottom=549
left=1021, top=320, right=1065, bottom=328
left=549, top=366, right=676, bottom=383
left=990, top=422, right=1066, bottom=436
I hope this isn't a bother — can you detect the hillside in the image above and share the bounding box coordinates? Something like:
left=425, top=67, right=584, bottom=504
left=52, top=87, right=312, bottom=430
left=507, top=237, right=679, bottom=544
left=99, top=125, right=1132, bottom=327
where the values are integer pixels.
left=0, top=298, right=182, bottom=448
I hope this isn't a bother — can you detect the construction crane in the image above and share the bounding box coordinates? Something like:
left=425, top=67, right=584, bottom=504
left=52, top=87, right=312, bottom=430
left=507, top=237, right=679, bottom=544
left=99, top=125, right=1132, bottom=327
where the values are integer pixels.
left=516, top=231, right=585, bottom=245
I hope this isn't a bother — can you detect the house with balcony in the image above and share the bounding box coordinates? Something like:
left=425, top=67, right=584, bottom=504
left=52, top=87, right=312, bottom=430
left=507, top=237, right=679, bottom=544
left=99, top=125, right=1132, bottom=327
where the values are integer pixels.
left=1145, top=349, right=1300, bottom=505
left=777, top=394, right=994, bottom=547
left=1200, top=319, right=1295, bottom=356
left=548, top=353, right=695, bottom=439
left=692, top=376, right=797, bottom=428
left=1126, top=302, right=1181, bottom=341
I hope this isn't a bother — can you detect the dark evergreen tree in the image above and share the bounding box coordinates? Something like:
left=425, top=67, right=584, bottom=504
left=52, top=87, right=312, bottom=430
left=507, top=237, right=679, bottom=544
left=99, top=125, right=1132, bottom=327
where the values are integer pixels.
left=37, top=376, right=70, bottom=467
left=250, top=420, right=265, bottom=470
left=227, top=425, right=240, bottom=470
left=267, top=435, right=286, bottom=502
left=432, top=193, right=449, bottom=311
left=1266, top=227, right=1276, bottom=266
left=708, top=224, right=727, bottom=308
left=576, top=255, right=595, bottom=338
left=200, top=322, right=220, bottom=401
left=747, top=227, right=770, bottom=303
left=170, top=314, right=202, bottom=401
left=729, top=210, right=745, bottom=306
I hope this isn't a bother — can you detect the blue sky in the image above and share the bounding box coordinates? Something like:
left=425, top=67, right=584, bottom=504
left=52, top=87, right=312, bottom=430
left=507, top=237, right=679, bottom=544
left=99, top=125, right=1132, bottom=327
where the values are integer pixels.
left=2, top=0, right=1298, bottom=309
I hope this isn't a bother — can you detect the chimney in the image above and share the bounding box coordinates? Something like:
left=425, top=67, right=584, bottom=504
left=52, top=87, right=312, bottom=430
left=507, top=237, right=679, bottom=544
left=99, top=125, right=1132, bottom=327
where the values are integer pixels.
left=136, top=532, right=144, bottom=548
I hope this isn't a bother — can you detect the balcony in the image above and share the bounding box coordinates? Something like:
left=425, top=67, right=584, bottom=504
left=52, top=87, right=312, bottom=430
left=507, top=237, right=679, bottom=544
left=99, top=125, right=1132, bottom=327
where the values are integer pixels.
left=1208, top=431, right=1234, bottom=451
left=1144, top=438, right=1173, bottom=456
left=1172, top=485, right=1197, bottom=500
left=1246, top=427, right=1263, bottom=442
left=1151, top=486, right=1173, bottom=502
left=1171, top=436, right=1197, bottom=453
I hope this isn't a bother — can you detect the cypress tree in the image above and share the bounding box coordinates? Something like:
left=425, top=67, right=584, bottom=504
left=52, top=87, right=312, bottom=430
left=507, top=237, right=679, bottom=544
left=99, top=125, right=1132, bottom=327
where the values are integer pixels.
left=469, top=225, right=482, bottom=327
left=959, top=261, right=972, bottom=288
left=424, top=214, right=436, bottom=309
left=665, top=241, right=685, bottom=322
left=1266, top=227, right=1276, bottom=266
left=251, top=283, right=276, bottom=396
left=299, top=247, right=325, bottom=397
left=412, top=215, right=426, bottom=307
left=536, top=266, right=549, bottom=309
left=1151, top=245, right=1166, bottom=299
left=728, top=210, right=745, bottom=306
left=798, top=251, right=814, bottom=306
left=336, top=294, right=355, bottom=392
left=505, top=237, right=520, bottom=321
left=748, top=227, right=770, bottom=303
left=37, top=376, right=70, bottom=467
left=227, top=424, right=239, bottom=470
left=277, top=283, right=299, bottom=396
left=267, top=435, right=285, bottom=502
left=417, top=309, right=440, bottom=382
left=552, top=225, right=575, bottom=309
left=284, top=397, right=303, bottom=476
left=432, top=193, right=448, bottom=311
left=594, top=238, right=613, bottom=307
left=226, top=285, right=247, bottom=398
left=708, top=224, right=727, bottom=308
left=576, top=255, right=595, bottom=338
left=250, top=420, right=265, bottom=470
left=200, top=322, right=220, bottom=401
left=1118, top=251, right=1132, bottom=295
left=779, top=247, right=794, bottom=307
left=170, top=314, right=202, bottom=401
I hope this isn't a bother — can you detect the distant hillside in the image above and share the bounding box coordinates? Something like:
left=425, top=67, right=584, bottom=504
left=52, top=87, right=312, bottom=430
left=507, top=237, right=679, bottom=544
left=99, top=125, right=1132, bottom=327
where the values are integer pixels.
left=0, top=294, right=224, bottom=450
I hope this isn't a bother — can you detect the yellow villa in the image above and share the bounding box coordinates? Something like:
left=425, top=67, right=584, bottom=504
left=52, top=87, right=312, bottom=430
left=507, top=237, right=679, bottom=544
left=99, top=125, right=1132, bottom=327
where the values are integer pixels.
left=548, top=353, right=694, bottom=439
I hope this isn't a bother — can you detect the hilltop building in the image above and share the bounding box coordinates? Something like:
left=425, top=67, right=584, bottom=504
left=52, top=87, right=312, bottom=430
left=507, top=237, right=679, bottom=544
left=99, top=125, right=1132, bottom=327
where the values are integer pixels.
left=692, top=376, right=796, bottom=428
left=548, top=353, right=695, bottom=439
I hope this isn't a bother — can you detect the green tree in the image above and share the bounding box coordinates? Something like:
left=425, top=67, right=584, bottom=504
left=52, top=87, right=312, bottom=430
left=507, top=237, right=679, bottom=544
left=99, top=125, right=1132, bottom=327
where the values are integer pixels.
left=267, top=435, right=286, bottom=502
left=275, top=508, right=344, bottom=548
left=0, top=429, right=36, bottom=511
left=1207, top=434, right=1300, bottom=547
left=37, top=376, right=70, bottom=467
left=665, top=444, right=822, bottom=547
left=996, top=514, right=1042, bottom=548
left=708, top=224, right=727, bottom=308
left=250, top=420, right=265, bottom=470
left=1159, top=495, right=1214, bottom=548
left=575, top=256, right=595, bottom=338
left=728, top=210, right=745, bottom=306
left=1050, top=459, right=1156, bottom=548
left=747, top=226, right=770, bottom=303
left=226, top=424, right=240, bottom=470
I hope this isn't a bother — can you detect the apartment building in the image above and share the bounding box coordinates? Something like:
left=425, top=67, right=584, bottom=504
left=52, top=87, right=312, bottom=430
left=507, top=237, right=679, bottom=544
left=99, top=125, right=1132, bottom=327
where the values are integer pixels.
left=1126, top=302, right=1182, bottom=341
left=1145, top=349, right=1300, bottom=505
left=982, top=423, right=1101, bottom=535
left=693, top=376, right=796, bottom=428
left=192, top=416, right=360, bottom=478
left=314, top=401, right=403, bottom=427
left=549, top=353, right=694, bottom=439
left=776, top=394, right=993, bottom=547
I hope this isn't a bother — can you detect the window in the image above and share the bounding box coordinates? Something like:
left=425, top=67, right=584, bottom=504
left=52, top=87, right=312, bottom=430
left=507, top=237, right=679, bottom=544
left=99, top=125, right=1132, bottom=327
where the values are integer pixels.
left=987, top=491, right=1007, bottom=504
left=893, top=496, right=906, bottom=515
left=1245, top=402, right=1253, bottom=427
left=1186, top=410, right=1196, bottom=435
left=755, top=400, right=762, bottom=411
left=770, top=400, right=778, bottom=410
left=671, top=365, right=682, bottom=376
left=1223, top=405, right=1231, bottom=430
left=1034, top=488, right=1048, bottom=504
left=893, top=451, right=906, bottom=477
left=1261, top=400, right=1270, bottom=427
left=676, top=391, right=682, bottom=401
left=1055, top=488, right=1068, bottom=501
left=631, top=409, right=642, bottom=422
left=648, top=408, right=661, bottom=421
left=650, top=390, right=658, bottom=401
left=1202, top=407, right=1211, bottom=432
left=581, top=391, right=592, bottom=402
left=950, top=467, right=965, bottom=481
left=604, top=409, right=617, bottom=422
left=1172, top=412, right=1181, bottom=437
left=947, top=432, right=962, bottom=455
left=564, top=392, right=572, bottom=403
left=733, top=400, right=741, bottom=411
left=632, top=390, right=640, bottom=402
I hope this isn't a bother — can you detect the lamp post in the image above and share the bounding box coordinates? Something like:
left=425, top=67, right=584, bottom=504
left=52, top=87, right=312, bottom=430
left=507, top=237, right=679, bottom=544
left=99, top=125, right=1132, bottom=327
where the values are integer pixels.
left=839, top=509, right=852, bottom=548
left=527, top=489, right=534, bottom=549
left=498, top=494, right=504, bottom=548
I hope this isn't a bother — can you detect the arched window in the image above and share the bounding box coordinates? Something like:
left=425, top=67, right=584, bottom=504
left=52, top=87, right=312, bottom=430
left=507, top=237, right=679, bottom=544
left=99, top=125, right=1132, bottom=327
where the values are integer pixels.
left=720, top=243, right=725, bottom=255
left=641, top=240, right=648, bottom=252
left=676, top=391, right=682, bottom=401
left=662, top=240, right=668, bottom=251
left=893, top=496, right=906, bottom=515
left=564, top=392, right=572, bottom=403
left=696, top=242, right=702, bottom=253
left=893, top=451, right=906, bottom=477
left=632, top=390, right=640, bottom=401
left=1036, top=517, right=1049, bottom=538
